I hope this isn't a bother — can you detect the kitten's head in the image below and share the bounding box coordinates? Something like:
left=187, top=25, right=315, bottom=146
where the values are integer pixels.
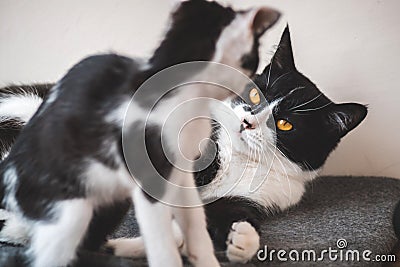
left=214, top=26, right=368, bottom=175
left=150, top=0, right=280, bottom=77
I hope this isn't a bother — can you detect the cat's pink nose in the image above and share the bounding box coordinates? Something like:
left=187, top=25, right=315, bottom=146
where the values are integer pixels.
left=241, top=119, right=255, bottom=132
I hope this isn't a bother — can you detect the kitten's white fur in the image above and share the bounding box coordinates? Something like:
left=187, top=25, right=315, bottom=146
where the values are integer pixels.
left=27, top=199, right=93, bottom=267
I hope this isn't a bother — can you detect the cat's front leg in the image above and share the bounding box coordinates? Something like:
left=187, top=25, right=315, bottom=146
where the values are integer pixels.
left=204, top=196, right=266, bottom=263
left=105, top=219, right=184, bottom=258
left=226, top=221, right=260, bottom=263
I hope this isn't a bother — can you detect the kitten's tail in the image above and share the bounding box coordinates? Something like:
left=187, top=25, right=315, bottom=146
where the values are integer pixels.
left=0, top=84, right=50, bottom=161
left=0, top=84, right=49, bottom=209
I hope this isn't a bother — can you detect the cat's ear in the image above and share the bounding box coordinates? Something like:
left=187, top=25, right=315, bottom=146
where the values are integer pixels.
left=326, top=103, right=368, bottom=137
left=261, top=25, right=295, bottom=75
left=243, top=7, right=281, bottom=37
left=274, top=25, right=296, bottom=70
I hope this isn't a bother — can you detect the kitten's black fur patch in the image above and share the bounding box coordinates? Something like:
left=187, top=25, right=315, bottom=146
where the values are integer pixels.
left=123, top=124, right=174, bottom=202
left=149, top=0, right=235, bottom=73
left=240, top=36, right=261, bottom=76
left=81, top=199, right=132, bottom=251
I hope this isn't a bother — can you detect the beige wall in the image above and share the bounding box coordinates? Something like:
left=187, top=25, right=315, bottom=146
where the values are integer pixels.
left=0, top=0, right=399, bottom=178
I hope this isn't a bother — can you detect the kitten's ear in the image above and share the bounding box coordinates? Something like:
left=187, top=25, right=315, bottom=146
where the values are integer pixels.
left=327, top=103, right=368, bottom=137
left=244, top=7, right=281, bottom=37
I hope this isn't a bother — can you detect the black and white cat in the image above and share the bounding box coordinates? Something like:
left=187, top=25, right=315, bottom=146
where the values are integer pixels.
left=0, top=26, right=367, bottom=264
left=0, top=1, right=280, bottom=266
left=198, top=26, right=368, bottom=261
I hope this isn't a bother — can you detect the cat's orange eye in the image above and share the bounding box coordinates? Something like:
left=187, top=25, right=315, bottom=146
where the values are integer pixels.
left=277, top=119, right=293, bottom=131
left=249, top=88, right=260, bottom=105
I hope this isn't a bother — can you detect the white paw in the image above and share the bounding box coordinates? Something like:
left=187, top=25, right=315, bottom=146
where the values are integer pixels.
left=226, top=221, right=260, bottom=263
left=0, top=209, right=31, bottom=245
left=106, top=221, right=184, bottom=259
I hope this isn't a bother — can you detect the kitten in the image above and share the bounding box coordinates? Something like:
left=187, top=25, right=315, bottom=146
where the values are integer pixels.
left=0, top=1, right=280, bottom=267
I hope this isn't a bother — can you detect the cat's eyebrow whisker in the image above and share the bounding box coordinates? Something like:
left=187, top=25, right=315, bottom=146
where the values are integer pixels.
left=292, top=102, right=332, bottom=113
left=272, top=86, right=306, bottom=106
left=269, top=71, right=291, bottom=89
left=265, top=50, right=277, bottom=89
left=281, top=86, right=306, bottom=101
left=290, top=93, right=323, bottom=111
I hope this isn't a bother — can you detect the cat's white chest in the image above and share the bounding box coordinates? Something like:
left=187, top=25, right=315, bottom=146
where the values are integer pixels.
left=200, top=150, right=312, bottom=211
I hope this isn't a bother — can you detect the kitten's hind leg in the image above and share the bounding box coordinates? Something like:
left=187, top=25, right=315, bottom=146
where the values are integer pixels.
left=133, top=188, right=182, bottom=267
left=26, top=199, right=93, bottom=267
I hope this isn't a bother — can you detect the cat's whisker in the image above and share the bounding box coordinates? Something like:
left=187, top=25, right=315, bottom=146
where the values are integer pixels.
left=266, top=141, right=301, bottom=177
left=290, top=93, right=323, bottom=111
left=288, top=86, right=306, bottom=95
left=292, top=102, right=332, bottom=113
left=269, top=71, right=291, bottom=89
left=264, top=145, right=292, bottom=202
left=279, top=86, right=306, bottom=102
left=265, top=50, right=276, bottom=89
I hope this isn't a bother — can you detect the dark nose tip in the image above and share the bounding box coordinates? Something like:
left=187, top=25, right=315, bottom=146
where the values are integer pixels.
left=240, top=119, right=254, bottom=132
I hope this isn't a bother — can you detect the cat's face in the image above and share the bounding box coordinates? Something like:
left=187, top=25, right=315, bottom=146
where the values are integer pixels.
left=213, top=26, right=367, bottom=173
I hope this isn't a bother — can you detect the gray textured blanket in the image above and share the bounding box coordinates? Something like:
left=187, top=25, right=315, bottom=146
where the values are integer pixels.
left=1, top=176, right=399, bottom=266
